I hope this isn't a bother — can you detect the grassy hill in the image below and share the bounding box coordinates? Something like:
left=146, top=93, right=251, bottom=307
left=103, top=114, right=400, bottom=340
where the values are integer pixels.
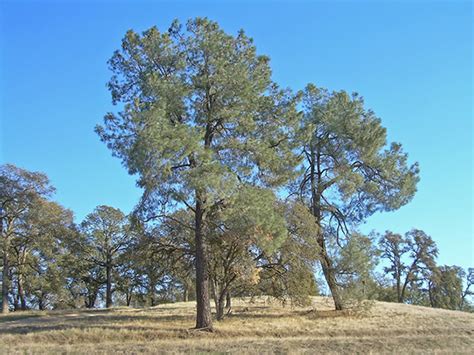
left=1, top=297, right=473, bottom=354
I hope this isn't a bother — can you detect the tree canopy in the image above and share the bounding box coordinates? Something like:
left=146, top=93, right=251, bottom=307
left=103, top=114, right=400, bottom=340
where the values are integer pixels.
left=2, top=18, right=471, bottom=326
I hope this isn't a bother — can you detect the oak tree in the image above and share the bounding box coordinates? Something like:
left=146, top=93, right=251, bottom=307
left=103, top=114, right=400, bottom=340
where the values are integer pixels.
left=0, top=164, right=54, bottom=313
left=80, top=206, right=131, bottom=308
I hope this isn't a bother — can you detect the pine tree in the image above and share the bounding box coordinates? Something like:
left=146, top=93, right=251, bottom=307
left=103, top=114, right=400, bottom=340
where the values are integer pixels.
left=294, top=85, right=419, bottom=310
left=96, top=18, right=299, bottom=329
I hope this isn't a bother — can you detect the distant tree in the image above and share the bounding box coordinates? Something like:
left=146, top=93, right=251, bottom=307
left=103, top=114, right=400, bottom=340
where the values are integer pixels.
left=140, top=212, right=196, bottom=306
left=0, top=164, right=54, bottom=313
left=139, top=187, right=288, bottom=320
left=334, top=233, right=379, bottom=304
left=205, top=187, right=287, bottom=320
left=294, top=85, right=419, bottom=310
left=14, top=199, right=74, bottom=310
left=114, top=248, right=142, bottom=307
left=428, top=265, right=464, bottom=310
left=96, top=18, right=299, bottom=328
left=379, top=229, right=438, bottom=303
left=461, top=268, right=474, bottom=310
left=256, top=200, right=320, bottom=306
left=80, top=206, right=131, bottom=308
left=378, top=231, right=408, bottom=302
left=63, top=232, right=106, bottom=309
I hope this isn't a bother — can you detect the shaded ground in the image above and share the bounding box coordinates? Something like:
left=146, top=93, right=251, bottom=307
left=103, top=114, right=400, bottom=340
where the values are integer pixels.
left=0, top=297, right=473, bottom=354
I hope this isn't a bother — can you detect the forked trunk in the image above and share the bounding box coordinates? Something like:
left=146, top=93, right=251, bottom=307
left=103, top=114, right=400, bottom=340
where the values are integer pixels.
left=86, top=290, right=98, bottom=308
left=215, top=293, right=226, bottom=321
left=17, top=273, right=26, bottom=310
left=211, top=280, right=226, bottom=321
left=126, top=286, right=133, bottom=306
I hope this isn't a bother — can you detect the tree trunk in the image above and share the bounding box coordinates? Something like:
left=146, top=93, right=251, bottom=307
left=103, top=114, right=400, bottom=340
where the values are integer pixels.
left=428, top=281, right=435, bottom=307
left=400, top=271, right=412, bottom=303
left=106, top=263, right=112, bottom=308
left=183, top=286, right=188, bottom=302
left=18, top=273, right=26, bottom=310
left=211, top=280, right=226, bottom=321
left=216, top=292, right=226, bottom=321
left=225, top=291, right=231, bottom=309
left=194, top=197, right=213, bottom=330
left=1, top=239, right=9, bottom=313
left=396, top=271, right=402, bottom=302
left=310, top=145, right=344, bottom=311
left=148, top=277, right=156, bottom=307
left=86, top=290, right=97, bottom=308
left=13, top=289, right=19, bottom=311
left=38, top=293, right=44, bottom=311
left=320, top=251, right=344, bottom=310
left=126, top=288, right=132, bottom=307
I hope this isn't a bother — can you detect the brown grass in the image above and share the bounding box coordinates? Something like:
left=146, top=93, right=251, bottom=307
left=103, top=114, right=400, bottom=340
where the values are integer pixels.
left=0, top=297, right=473, bottom=354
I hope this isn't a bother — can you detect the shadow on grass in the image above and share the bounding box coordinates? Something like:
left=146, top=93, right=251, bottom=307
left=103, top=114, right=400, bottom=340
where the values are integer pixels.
left=0, top=313, right=42, bottom=323
left=0, top=313, right=194, bottom=335
left=225, top=308, right=353, bottom=321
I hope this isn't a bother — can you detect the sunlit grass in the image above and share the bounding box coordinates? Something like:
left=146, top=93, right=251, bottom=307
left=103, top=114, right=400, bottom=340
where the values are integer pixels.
left=1, top=297, right=473, bottom=354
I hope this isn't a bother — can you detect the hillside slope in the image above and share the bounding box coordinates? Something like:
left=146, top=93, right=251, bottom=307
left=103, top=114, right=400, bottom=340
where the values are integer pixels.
left=0, top=297, right=473, bottom=354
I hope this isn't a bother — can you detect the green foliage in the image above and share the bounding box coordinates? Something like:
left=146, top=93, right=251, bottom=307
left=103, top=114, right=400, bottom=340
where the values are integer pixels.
left=79, top=205, right=132, bottom=307
left=334, top=233, right=379, bottom=304
left=96, top=18, right=300, bottom=217
left=379, top=229, right=438, bottom=303
left=297, top=84, right=419, bottom=227
left=1, top=164, right=70, bottom=311
left=255, top=201, right=320, bottom=306
left=292, top=84, right=419, bottom=310
left=428, top=265, right=465, bottom=310
left=96, top=19, right=301, bottom=326
left=80, top=205, right=130, bottom=261
left=3, top=20, right=468, bottom=321
left=19, top=200, right=75, bottom=309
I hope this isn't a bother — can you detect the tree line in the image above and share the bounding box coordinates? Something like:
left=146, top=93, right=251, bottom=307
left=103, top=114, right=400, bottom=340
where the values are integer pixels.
left=0, top=164, right=472, bottom=318
left=1, top=18, right=472, bottom=329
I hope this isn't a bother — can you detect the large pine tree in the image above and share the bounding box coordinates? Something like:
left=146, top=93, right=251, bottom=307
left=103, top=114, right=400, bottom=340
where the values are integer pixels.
left=96, top=18, right=299, bottom=329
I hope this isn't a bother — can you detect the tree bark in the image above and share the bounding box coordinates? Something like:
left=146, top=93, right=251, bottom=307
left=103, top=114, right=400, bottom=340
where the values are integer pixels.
left=211, top=280, right=226, bottom=321
left=38, top=293, right=44, bottom=311
left=125, top=286, right=132, bottom=307
left=194, top=197, right=213, bottom=330
left=215, top=292, right=226, bottom=321
left=183, top=286, right=188, bottom=302
left=86, top=289, right=98, bottom=308
left=106, top=263, right=112, bottom=308
left=320, top=250, right=344, bottom=310
left=225, top=291, right=231, bottom=309
left=310, top=144, right=344, bottom=311
left=17, top=273, right=26, bottom=310
left=148, top=278, right=156, bottom=307
left=1, top=235, right=9, bottom=313
left=396, top=268, right=402, bottom=302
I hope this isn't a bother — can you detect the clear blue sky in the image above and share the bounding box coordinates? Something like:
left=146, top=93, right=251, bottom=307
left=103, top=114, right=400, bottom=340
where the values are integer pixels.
left=1, top=0, right=472, bottom=269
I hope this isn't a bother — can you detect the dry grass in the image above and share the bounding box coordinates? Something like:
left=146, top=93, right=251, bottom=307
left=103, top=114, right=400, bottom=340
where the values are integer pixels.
left=0, top=297, right=473, bottom=354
